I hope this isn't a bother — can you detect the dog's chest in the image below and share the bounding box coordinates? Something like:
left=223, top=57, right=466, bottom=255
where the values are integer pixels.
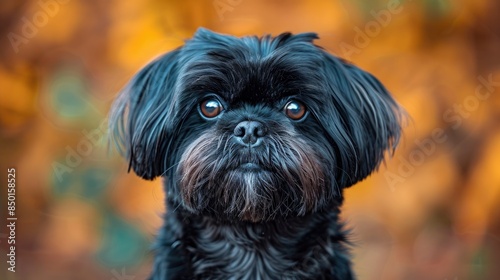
left=188, top=222, right=302, bottom=279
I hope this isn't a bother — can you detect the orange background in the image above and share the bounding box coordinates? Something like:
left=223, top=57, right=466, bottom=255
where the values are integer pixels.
left=1, top=0, right=500, bottom=279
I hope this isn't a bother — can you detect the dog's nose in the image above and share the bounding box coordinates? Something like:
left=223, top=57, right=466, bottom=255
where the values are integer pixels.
left=233, top=121, right=267, bottom=146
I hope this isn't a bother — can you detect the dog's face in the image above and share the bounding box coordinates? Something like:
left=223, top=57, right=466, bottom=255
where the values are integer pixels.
left=110, top=28, right=402, bottom=222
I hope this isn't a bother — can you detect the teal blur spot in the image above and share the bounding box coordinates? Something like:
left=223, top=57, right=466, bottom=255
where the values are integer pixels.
left=81, top=167, right=111, bottom=200
left=52, top=160, right=75, bottom=197
left=96, top=213, right=149, bottom=267
left=49, top=70, right=90, bottom=119
left=424, top=0, right=453, bottom=18
left=352, top=0, right=381, bottom=17
left=469, top=247, right=488, bottom=279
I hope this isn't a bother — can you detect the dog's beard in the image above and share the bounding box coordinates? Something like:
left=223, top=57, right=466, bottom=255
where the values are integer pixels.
left=178, top=130, right=331, bottom=222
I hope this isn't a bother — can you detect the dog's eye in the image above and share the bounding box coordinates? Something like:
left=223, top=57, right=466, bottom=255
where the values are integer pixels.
left=284, top=100, right=306, bottom=120
left=200, top=99, right=223, bottom=118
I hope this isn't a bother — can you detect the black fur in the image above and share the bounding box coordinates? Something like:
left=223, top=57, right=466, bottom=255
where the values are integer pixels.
left=110, top=28, right=402, bottom=279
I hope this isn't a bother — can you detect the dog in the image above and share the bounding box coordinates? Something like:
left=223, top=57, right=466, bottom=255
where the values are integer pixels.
left=109, top=28, right=402, bottom=279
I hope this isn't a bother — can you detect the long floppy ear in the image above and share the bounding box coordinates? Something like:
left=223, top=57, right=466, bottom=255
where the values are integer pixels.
left=318, top=54, right=402, bottom=187
left=109, top=48, right=181, bottom=180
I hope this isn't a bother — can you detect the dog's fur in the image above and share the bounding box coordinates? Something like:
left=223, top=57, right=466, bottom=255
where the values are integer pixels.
left=110, top=28, right=402, bottom=279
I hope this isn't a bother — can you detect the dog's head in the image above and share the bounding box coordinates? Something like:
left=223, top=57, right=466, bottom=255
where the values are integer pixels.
left=110, top=28, right=402, bottom=222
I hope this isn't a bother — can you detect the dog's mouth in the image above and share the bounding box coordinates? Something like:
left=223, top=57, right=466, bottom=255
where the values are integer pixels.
left=235, top=162, right=266, bottom=172
left=178, top=131, right=330, bottom=221
left=230, top=150, right=270, bottom=172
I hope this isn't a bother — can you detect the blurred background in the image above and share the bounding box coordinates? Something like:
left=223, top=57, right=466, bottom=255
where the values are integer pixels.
left=0, top=0, right=499, bottom=279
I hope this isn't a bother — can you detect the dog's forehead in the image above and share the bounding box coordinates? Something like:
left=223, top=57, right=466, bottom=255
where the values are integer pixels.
left=185, top=51, right=319, bottom=107
left=180, top=30, right=324, bottom=107
left=183, top=56, right=306, bottom=106
left=221, top=60, right=302, bottom=106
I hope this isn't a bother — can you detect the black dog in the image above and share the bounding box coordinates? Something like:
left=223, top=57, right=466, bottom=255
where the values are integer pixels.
left=110, top=28, right=402, bottom=279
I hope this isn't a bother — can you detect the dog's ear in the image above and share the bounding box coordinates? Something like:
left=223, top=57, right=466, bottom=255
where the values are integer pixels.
left=318, top=54, right=403, bottom=187
left=109, top=49, right=181, bottom=180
